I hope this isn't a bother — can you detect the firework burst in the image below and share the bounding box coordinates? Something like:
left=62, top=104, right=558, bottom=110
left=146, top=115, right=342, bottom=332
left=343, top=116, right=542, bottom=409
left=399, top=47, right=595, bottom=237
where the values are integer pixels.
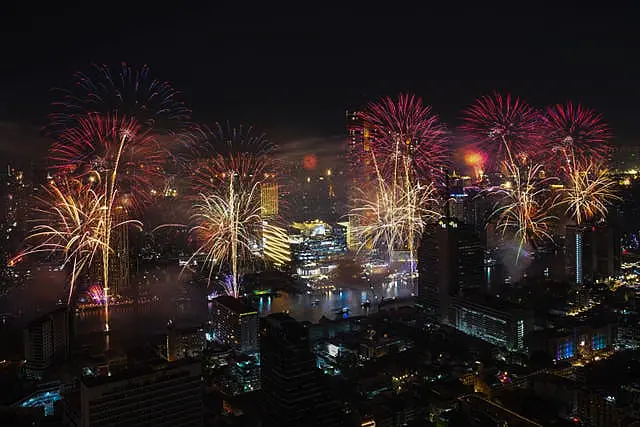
left=461, top=92, right=539, bottom=167
left=360, top=94, right=448, bottom=182
left=188, top=174, right=262, bottom=298
left=540, top=102, right=612, bottom=166
left=48, top=62, right=191, bottom=136
left=490, top=159, right=558, bottom=260
left=49, top=113, right=165, bottom=211
left=24, top=178, right=105, bottom=304
left=351, top=144, right=441, bottom=264
left=560, top=158, right=619, bottom=225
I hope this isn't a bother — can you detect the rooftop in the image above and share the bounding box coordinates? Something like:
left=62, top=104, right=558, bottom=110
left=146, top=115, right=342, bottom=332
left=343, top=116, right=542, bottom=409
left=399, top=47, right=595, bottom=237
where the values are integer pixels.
left=211, top=296, right=257, bottom=315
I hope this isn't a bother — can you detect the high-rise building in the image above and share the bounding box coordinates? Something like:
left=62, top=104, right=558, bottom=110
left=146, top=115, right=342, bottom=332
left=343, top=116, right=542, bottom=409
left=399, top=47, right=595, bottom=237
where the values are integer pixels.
left=261, top=181, right=279, bottom=217
left=417, top=219, right=485, bottom=322
left=261, top=313, right=344, bottom=427
left=566, top=223, right=621, bottom=284
left=23, top=307, right=70, bottom=379
left=109, top=205, right=130, bottom=295
left=210, top=296, right=259, bottom=353
left=73, top=360, right=202, bottom=427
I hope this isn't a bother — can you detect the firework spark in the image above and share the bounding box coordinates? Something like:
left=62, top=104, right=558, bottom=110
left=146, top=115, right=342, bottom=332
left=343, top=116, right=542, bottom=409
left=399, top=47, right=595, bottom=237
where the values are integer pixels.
left=540, top=102, right=612, bottom=166
left=188, top=173, right=262, bottom=298
left=351, top=143, right=441, bottom=264
left=24, top=178, right=105, bottom=305
left=560, top=158, right=619, bottom=225
left=490, top=159, right=558, bottom=260
left=49, top=114, right=165, bottom=211
left=88, top=284, right=105, bottom=304
left=207, top=274, right=237, bottom=300
left=461, top=92, right=539, bottom=167
left=360, top=94, right=448, bottom=182
left=48, top=62, right=191, bottom=135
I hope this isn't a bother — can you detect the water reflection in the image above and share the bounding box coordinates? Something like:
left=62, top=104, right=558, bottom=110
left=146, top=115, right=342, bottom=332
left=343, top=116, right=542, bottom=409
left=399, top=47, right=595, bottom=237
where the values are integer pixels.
left=254, top=278, right=413, bottom=323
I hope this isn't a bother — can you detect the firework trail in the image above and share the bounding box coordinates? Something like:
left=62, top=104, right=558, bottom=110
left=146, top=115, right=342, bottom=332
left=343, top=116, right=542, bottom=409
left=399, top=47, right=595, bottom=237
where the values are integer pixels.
left=351, top=141, right=441, bottom=267
left=49, top=115, right=150, bottom=332
left=461, top=92, right=539, bottom=168
left=540, top=102, right=612, bottom=168
left=188, top=174, right=262, bottom=298
left=48, top=62, right=191, bottom=136
left=184, top=123, right=281, bottom=295
left=560, top=156, right=619, bottom=225
left=23, top=178, right=105, bottom=305
left=360, top=94, right=449, bottom=182
left=489, top=159, right=559, bottom=261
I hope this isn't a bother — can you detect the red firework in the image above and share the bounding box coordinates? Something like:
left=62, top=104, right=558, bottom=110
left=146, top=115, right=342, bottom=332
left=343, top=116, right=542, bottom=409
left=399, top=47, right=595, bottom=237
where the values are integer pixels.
left=49, top=113, right=165, bottom=211
left=461, top=92, right=539, bottom=167
left=539, top=102, right=612, bottom=167
left=359, top=94, right=448, bottom=182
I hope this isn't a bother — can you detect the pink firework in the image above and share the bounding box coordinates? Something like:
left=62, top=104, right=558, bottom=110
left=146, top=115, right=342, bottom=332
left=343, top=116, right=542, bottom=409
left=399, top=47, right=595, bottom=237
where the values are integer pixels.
left=461, top=92, right=539, bottom=167
left=88, top=284, right=105, bottom=304
left=49, top=113, right=165, bottom=211
left=360, top=94, right=448, bottom=182
left=540, top=102, right=612, bottom=167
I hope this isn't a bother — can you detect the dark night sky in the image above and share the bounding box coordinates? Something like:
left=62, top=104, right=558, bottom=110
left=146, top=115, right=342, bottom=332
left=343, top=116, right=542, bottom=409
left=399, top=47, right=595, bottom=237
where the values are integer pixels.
left=0, top=3, right=638, bottom=164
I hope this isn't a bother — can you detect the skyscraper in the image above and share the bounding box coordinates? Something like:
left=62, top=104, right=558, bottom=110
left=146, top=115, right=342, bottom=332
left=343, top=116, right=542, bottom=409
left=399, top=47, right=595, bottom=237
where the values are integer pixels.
left=261, top=313, right=344, bottom=427
left=566, top=222, right=621, bottom=284
left=210, top=296, right=259, bottom=353
left=418, top=218, right=485, bottom=322
left=261, top=181, right=279, bottom=217
left=23, top=307, right=70, bottom=379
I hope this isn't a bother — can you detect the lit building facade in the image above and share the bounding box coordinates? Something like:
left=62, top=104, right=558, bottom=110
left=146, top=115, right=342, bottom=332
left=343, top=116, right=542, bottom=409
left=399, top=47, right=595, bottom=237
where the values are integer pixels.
left=261, top=181, right=279, bottom=217
left=210, top=296, right=259, bottom=353
left=74, top=360, right=203, bottom=427
left=451, top=297, right=533, bottom=353
left=262, top=220, right=291, bottom=267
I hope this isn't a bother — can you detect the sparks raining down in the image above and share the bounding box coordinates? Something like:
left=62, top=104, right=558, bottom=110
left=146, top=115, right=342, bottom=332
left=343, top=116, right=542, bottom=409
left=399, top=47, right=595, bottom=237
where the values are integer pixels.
left=188, top=173, right=262, bottom=298
left=560, top=157, right=619, bottom=225
left=540, top=102, right=612, bottom=167
left=23, top=178, right=106, bottom=305
left=461, top=92, right=539, bottom=167
left=47, top=62, right=192, bottom=136
left=351, top=143, right=441, bottom=267
left=49, top=115, right=149, bottom=333
left=360, top=94, right=448, bottom=182
left=490, top=159, right=558, bottom=261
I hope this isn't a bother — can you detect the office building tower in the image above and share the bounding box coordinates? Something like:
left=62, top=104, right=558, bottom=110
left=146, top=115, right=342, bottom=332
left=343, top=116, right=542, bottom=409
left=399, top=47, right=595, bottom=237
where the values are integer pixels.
left=417, top=219, right=484, bottom=322
left=23, top=308, right=70, bottom=379
left=261, top=313, right=344, bottom=427
left=446, top=193, right=467, bottom=222
left=566, top=223, right=621, bottom=284
left=261, top=180, right=279, bottom=217
left=109, top=205, right=130, bottom=295
left=73, top=360, right=202, bottom=427
left=210, top=296, right=259, bottom=353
